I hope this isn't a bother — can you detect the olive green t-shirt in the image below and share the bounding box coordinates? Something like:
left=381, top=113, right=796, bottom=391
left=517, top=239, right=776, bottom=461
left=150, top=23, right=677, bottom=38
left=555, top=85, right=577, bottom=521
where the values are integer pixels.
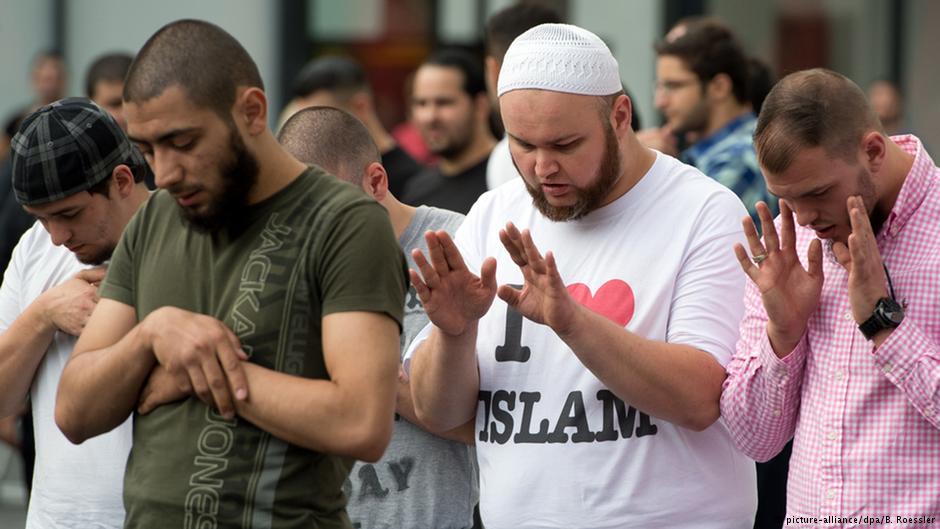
left=100, top=167, right=407, bottom=529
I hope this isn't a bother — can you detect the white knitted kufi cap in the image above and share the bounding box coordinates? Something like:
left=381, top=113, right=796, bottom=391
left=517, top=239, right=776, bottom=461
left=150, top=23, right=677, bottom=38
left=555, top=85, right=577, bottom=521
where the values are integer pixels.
left=497, top=23, right=621, bottom=97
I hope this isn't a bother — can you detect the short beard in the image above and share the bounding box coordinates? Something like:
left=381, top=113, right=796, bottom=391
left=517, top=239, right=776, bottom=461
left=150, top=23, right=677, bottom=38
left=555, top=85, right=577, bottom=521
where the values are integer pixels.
left=672, top=94, right=709, bottom=136
left=180, top=127, right=259, bottom=234
left=79, top=246, right=115, bottom=266
left=857, top=166, right=881, bottom=232
left=521, top=123, right=622, bottom=222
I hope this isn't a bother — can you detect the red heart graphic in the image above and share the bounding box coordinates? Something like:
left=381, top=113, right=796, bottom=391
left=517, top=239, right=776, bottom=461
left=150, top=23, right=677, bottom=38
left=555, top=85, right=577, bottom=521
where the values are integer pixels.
left=566, top=280, right=635, bottom=327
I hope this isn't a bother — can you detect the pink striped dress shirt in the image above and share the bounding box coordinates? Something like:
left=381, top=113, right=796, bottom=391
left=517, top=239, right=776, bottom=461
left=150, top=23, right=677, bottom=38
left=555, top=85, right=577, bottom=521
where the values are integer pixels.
left=721, top=135, right=940, bottom=527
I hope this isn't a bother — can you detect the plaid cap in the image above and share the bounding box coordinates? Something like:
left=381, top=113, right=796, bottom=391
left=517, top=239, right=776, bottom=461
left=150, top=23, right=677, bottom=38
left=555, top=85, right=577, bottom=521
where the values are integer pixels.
left=10, top=97, right=146, bottom=206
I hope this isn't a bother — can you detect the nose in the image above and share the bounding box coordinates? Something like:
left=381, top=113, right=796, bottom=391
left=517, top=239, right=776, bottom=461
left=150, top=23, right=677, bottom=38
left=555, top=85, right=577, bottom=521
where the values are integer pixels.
left=791, top=203, right=818, bottom=227
left=533, top=150, right=558, bottom=179
left=152, top=148, right=182, bottom=190
left=47, top=220, right=72, bottom=247
left=654, top=89, right=668, bottom=110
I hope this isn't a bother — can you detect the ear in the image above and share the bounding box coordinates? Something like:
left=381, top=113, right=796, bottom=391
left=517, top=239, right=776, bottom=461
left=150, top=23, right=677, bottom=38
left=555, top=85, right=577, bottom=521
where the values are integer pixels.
left=861, top=130, right=887, bottom=174
left=610, top=94, right=633, bottom=136
left=235, top=87, right=268, bottom=136
left=706, top=73, right=733, bottom=101
left=361, top=161, right=390, bottom=201
left=111, top=164, right=136, bottom=198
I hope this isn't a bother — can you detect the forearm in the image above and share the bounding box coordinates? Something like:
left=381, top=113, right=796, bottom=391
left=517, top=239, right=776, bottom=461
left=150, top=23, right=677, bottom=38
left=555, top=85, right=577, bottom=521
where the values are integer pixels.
left=558, top=305, right=727, bottom=431
left=234, top=362, right=396, bottom=462
left=410, top=325, right=480, bottom=432
left=55, top=323, right=155, bottom=443
left=872, top=317, right=940, bottom=429
left=720, top=329, right=807, bottom=461
left=0, top=303, right=56, bottom=417
left=396, top=376, right=475, bottom=444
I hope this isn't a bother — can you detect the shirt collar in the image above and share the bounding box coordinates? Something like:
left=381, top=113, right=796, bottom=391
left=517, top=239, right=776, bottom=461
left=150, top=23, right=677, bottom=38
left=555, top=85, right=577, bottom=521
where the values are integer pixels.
left=683, top=112, right=757, bottom=163
left=880, top=134, right=938, bottom=238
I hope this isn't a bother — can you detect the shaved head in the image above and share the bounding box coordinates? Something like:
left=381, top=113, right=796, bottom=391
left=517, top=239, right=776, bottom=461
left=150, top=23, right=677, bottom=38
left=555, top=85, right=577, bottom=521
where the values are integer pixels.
left=278, top=106, right=379, bottom=184
left=124, top=19, right=263, bottom=118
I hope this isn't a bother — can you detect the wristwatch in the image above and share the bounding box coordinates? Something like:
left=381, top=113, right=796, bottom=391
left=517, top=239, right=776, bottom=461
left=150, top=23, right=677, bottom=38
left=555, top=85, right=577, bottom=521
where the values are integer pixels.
left=858, top=297, right=905, bottom=340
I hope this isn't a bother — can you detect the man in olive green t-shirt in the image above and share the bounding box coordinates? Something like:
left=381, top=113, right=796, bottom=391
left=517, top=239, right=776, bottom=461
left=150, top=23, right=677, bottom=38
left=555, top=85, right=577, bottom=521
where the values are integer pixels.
left=55, top=20, right=407, bottom=529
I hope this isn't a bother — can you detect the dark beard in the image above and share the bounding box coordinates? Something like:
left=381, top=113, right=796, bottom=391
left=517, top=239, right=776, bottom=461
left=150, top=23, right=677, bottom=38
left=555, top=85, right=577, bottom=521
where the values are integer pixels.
left=181, top=128, right=259, bottom=234
left=672, top=96, right=709, bottom=136
left=521, top=124, right=622, bottom=222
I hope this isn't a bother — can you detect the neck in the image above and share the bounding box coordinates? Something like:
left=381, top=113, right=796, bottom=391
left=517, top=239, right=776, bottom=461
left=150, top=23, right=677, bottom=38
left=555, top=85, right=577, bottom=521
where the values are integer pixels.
left=381, top=196, right=417, bottom=239
left=704, top=100, right=751, bottom=138
left=874, top=137, right=915, bottom=224
left=601, top=133, right=657, bottom=207
left=439, top=126, right=496, bottom=176
left=247, top=133, right=308, bottom=204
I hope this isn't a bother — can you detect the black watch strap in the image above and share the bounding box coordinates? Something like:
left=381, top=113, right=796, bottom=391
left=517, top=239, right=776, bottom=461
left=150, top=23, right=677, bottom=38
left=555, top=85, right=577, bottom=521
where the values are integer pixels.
left=858, top=297, right=904, bottom=340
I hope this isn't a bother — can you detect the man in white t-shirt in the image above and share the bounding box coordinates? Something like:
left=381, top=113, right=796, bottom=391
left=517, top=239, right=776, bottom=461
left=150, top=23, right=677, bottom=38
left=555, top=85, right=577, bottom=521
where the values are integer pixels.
left=0, top=98, right=151, bottom=528
left=406, top=24, right=757, bottom=529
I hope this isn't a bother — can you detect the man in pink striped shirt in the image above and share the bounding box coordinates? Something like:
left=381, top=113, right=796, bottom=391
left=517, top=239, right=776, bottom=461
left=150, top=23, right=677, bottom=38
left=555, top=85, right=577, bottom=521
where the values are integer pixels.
left=722, top=68, right=940, bottom=527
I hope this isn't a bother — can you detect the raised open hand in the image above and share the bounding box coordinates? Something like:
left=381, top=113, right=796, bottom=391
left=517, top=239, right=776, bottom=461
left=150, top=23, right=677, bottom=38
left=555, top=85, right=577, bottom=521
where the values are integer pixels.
left=733, top=200, right=824, bottom=356
left=410, top=230, right=497, bottom=336
left=496, top=223, right=578, bottom=336
left=830, top=195, right=890, bottom=324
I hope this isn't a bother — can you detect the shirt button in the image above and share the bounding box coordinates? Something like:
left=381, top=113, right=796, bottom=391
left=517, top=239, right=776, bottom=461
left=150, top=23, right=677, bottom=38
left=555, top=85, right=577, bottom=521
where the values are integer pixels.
left=827, top=489, right=837, bottom=499
left=843, top=311, right=853, bottom=321
left=773, top=409, right=781, bottom=417
left=834, top=371, right=845, bottom=381
left=827, top=431, right=838, bottom=440
left=883, top=363, right=893, bottom=373
left=925, top=407, right=935, bottom=417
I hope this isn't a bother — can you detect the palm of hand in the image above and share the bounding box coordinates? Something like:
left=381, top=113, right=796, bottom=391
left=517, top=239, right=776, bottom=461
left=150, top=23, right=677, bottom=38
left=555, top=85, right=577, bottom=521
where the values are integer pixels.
left=754, top=252, right=823, bottom=328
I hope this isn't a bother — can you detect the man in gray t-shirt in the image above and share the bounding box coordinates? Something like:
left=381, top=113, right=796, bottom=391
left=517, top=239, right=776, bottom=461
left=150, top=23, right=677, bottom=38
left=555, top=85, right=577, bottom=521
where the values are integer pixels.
left=278, top=106, right=478, bottom=529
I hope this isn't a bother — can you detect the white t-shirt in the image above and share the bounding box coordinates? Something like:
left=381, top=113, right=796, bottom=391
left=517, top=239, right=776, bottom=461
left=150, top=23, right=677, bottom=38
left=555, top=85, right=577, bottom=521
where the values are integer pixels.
left=485, top=136, right=520, bottom=190
left=0, top=223, right=132, bottom=529
left=409, top=152, right=757, bottom=529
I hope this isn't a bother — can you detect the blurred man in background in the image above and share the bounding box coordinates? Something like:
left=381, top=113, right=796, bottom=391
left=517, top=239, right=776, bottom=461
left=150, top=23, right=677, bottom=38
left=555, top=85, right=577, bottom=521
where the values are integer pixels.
left=641, top=20, right=772, bottom=225
left=402, top=49, right=495, bottom=214
left=279, top=56, right=424, bottom=196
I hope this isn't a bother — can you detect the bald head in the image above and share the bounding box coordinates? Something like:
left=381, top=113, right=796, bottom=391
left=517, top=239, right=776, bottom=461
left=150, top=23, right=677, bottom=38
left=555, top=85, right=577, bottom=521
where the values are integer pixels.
left=124, top=19, right=263, bottom=119
left=755, top=68, right=881, bottom=174
left=278, top=106, right=379, bottom=184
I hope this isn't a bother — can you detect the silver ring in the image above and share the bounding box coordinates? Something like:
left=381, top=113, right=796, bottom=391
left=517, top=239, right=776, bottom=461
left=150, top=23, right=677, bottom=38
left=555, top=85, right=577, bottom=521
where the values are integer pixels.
left=752, top=253, right=768, bottom=265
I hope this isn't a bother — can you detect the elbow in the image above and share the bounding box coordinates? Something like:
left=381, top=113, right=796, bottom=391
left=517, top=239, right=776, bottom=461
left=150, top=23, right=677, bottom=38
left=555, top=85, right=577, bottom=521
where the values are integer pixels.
left=345, top=420, right=393, bottom=463
left=54, top=404, right=90, bottom=445
left=679, top=402, right=721, bottom=432
left=413, top=398, right=458, bottom=434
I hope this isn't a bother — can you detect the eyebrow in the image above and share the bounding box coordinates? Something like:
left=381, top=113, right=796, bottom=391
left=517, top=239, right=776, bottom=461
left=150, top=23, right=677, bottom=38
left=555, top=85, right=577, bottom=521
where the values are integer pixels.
left=26, top=205, right=82, bottom=219
left=127, top=126, right=199, bottom=146
left=793, top=185, right=830, bottom=199
left=768, top=185, right=830, bottom=200
left=506, top=132, right=579, bottom=146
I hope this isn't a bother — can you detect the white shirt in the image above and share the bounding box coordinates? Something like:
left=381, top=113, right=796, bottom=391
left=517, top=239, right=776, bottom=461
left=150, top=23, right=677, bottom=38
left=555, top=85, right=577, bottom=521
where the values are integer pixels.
left=409, top=152, right=757, bottom=529
left=0, top=223, right=132, bottom=529
left=485, top=137, right=520, bottom=190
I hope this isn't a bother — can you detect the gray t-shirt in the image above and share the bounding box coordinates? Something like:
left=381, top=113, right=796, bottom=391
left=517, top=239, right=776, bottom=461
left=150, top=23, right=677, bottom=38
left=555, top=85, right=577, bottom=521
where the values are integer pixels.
left=345, top=205, right=478, bottom=529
